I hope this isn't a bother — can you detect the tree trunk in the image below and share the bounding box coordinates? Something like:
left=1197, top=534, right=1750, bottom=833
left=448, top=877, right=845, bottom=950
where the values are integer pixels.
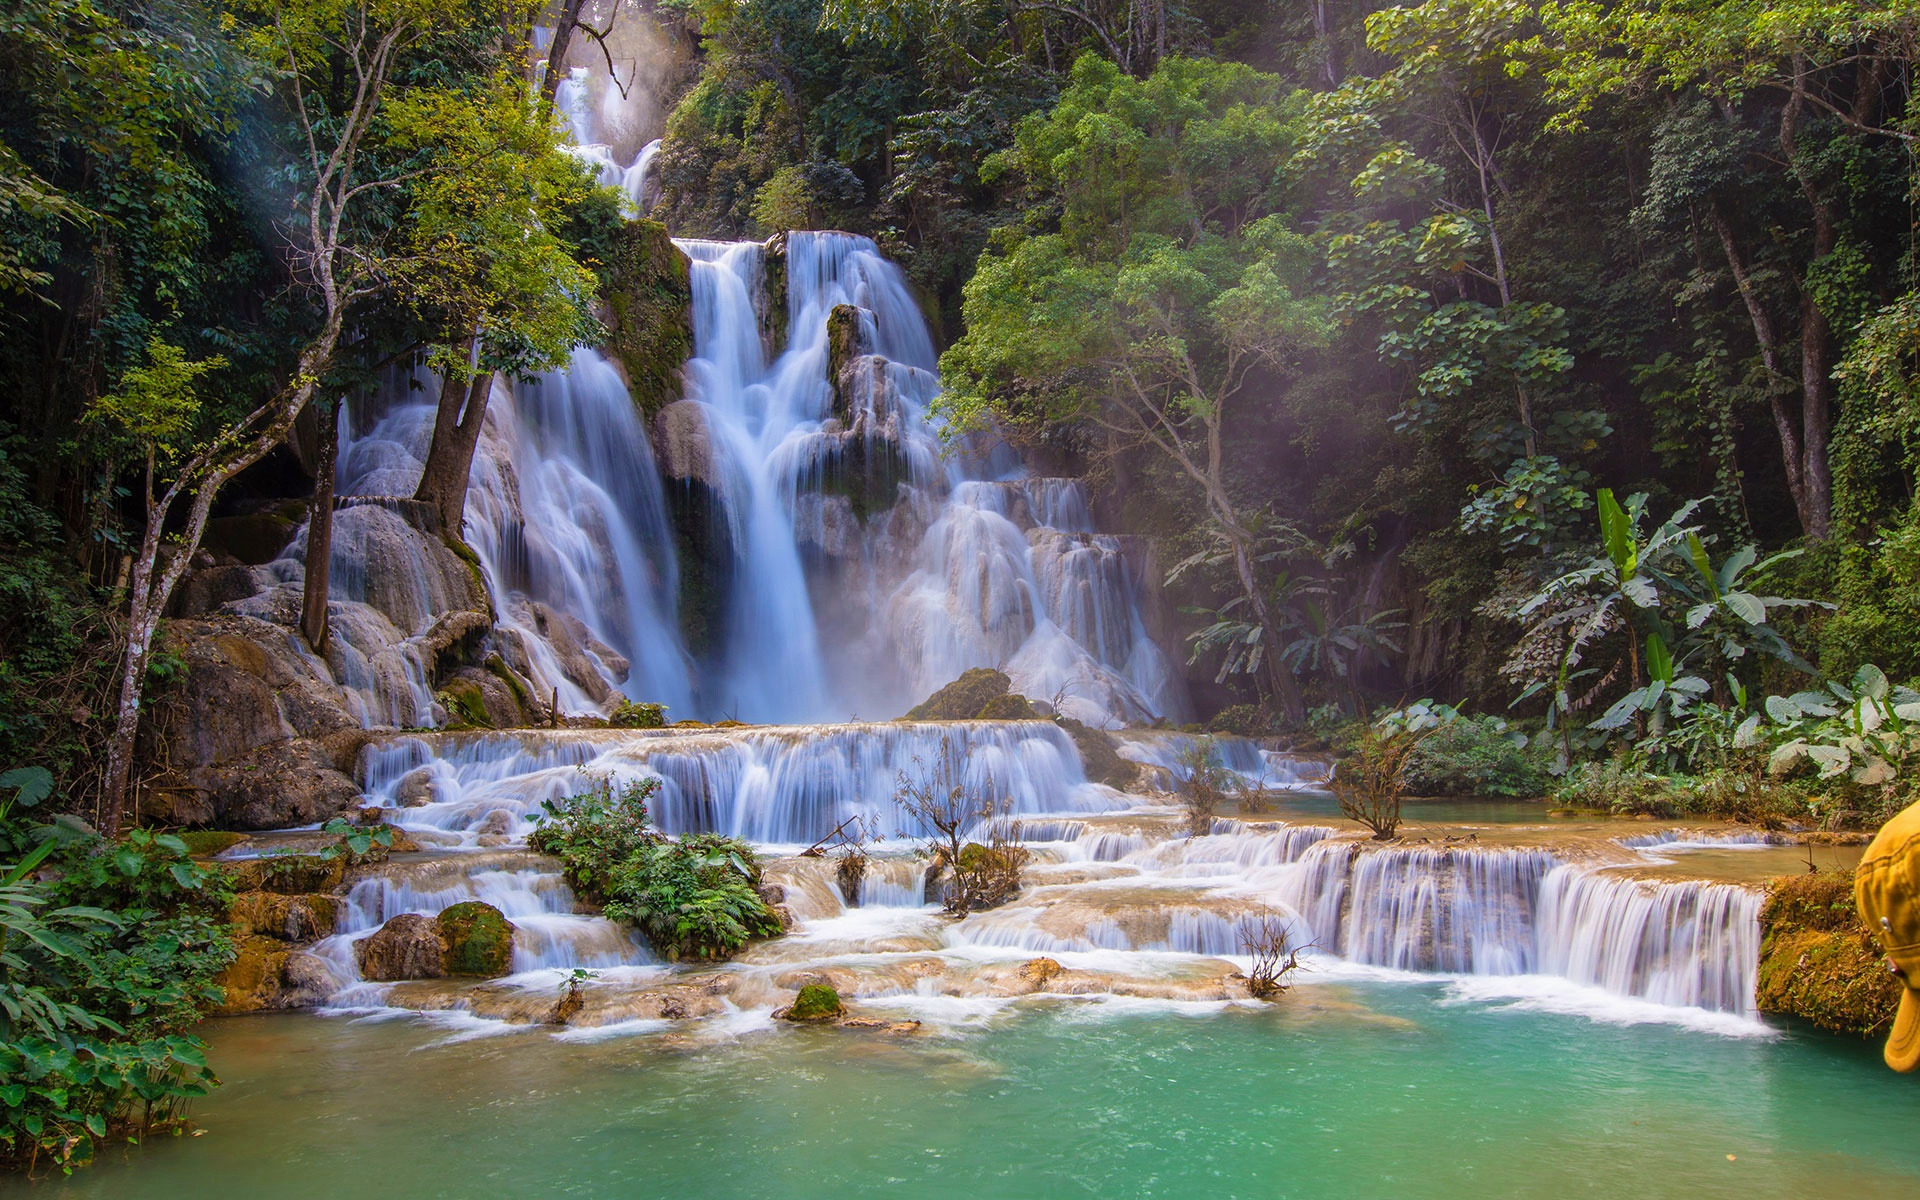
left=1230, top=537, right=1306, bottom=724
left=413, top=360, right=497, bottom=535
left=100, top=324, right=344, bottom=835
left=541, top=0, right=589, bottom=104
left=301, top=398, right=341, bottom=652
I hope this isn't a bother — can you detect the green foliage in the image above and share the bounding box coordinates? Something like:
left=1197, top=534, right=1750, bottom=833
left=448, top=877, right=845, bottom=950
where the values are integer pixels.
left=531, top=776, right=779, bottom=960
left=1402, top=715, right=1550, bottom=797
left=0, top=770, right=233, bottom=1171
left=609, top=701, right=668, bottom=729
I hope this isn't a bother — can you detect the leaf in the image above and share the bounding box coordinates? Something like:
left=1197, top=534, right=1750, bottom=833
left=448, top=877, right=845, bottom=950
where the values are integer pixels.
left=1853, top=663, right=1890, bottom=701
left=1721, top=591, right=1765, bottom=623
left=1734, top=713, right=1761, bottom=748
left=1645, top=633, right=1673, bottom=684
left=1621, top=576, right=1658, bottom=607
left=0, top=768, right=53, bottom=809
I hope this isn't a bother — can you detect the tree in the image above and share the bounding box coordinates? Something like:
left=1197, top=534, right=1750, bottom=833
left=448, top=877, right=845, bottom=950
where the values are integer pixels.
left=390, top=75, right=603, bottom=535
left=94, top=0, right=454, bottom=834
left=1541, top=0, right=1920, bottom=539
left=942, top=55, right=1331, bottom=721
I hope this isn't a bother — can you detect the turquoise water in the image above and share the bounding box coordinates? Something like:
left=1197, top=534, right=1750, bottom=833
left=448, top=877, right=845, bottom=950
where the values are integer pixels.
left=1266, top=792, right=1566, bottom=825
left=20, top=982, right=1920, bottom=1199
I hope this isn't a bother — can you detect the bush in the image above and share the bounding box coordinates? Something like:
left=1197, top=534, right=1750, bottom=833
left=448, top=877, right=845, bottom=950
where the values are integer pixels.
left=0, top=770, right=235, bottom=1172
left=1176, top=738, right=1234, bottom=835
left=1551, top=759, right=1685, bottom=816
left=1402, top=716, right=1550, bottom=797
left=531, top=777, right=779, bottom=961
left=609, top=701, right=667, bottom=729
left=1206, top=704, right=1271, bottom=737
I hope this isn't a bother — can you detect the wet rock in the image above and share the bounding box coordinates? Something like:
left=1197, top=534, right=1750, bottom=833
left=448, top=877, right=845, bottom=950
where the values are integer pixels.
left=179, top=830, right=250, bottom=858
left=356, top=913, right=448, bottom=982
left=476, top=809, right=514, bottom=837
left=278, top=952, right=341, bottom=1008
left=396, top=768, right=437, bottom=808
left=211, top=936, right=293, bottom=1014
left=1056, top=717, right=1141, bottom=790
left=222, top=853, right=346, bottom=896
left=652, top=400, right=724, bottom=491
left=839, top=1018, right=922, bottom=1034
left=1019, top=957, right=1064, bottom=988
left=228, top=891, right=340, bottom=942
left=775, top=983, right=845, bottom=1022
left=905, top=669, right=1013, bottom=721
left=436, top=901, right=515, bottom=977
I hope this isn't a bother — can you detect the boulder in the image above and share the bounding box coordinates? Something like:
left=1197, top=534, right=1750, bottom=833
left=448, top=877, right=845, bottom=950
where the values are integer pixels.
left=355, top=913, right=448, bottom=982
left=228, top=891, right=341, bottom=942
left=776, top=983, right=845, bottom=1022
left=905, top=669, right=1013, bottom=721
left=1019, top=957, right=1064, bottom=988
left=436, top=901, right=515, bottom=977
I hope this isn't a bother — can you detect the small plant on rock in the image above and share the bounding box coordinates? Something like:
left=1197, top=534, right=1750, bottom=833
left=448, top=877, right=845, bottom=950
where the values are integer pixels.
left=609, top=701, right=667, bottom=729
left=895, top=745, right=1028, bottom=916
left=531, top=775, right=779, bottom=961
left=1176, top=737, right=1236, bottom=835
left=1238, top=911, right=1306, bottom=999
left=1333, top=701, right=1457, bottom=839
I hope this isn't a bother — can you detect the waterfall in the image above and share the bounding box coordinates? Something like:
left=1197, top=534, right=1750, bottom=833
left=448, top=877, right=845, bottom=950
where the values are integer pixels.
left=667, top=230, right=1189, bottom=726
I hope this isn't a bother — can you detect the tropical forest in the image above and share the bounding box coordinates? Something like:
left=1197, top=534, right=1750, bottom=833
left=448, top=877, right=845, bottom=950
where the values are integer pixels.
left=1, top=0, right=1919, bottom=1193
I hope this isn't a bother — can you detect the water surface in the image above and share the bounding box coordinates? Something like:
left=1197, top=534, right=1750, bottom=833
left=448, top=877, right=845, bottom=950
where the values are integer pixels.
left=25, top=983, right=1920, bottom=1200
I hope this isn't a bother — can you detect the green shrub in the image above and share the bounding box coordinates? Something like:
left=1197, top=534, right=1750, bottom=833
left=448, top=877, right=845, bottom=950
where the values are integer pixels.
left=531, top=777, right=779, bottom=961
left=1551, top=759, right=1685, bottom=816
left=1206, top=703, right=1271, bottom=737
left=609, top=701, right=667, bottom=729
left=0, top=770, right=235, bottom=1172
left=1402, top=716, right=1550, bottom=797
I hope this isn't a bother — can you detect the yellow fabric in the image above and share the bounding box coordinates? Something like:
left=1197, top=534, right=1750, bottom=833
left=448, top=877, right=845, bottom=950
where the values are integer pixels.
left=1855, top=800, right=1920, bottom=1072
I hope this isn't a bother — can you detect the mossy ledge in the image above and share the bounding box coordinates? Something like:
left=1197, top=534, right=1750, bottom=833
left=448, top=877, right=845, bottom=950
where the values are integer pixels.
left=603, top=219, right=695, bottom=418
left=1755, top=869, right=1903, bottom=1037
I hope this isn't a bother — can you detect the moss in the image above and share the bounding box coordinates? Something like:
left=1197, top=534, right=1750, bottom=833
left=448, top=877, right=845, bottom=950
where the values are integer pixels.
left=761, top=231, right=788, bottom=357
left=783, top=983, right=844, bottom=1021
left=1056, top=716, right=1141, bottom=790
left=1756, top=870, right=1903, bottom=1037
left=603, top=220, right=695, bottom=418
left=436, top=901, right=515, bottom=977
left=437, top=679, right=494, bottom=730
left=484, top=653, right=534, bottom=720
left=905, top=668, right=1011, bottom=720
left=826, top=303, right=865, bottom=389
left=178, top=830, right=248, bottom=858
left=977, top=693, right=1038, bottom=720
left=223, top=853, right=345, bottom=896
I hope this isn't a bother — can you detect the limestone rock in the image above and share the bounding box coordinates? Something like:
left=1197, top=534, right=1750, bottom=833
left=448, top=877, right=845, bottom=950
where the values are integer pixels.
left=222, top=853, right=346, bottom=896
left=775, top=983, right=845, bottom=1022
left=355, top=913, right=448, bottom=982
left=436, top=901, right=515, bottom=977
left=601, top=219, right=694, bottom=417
left=228, top=891, right=341, bottom=942
left=1019, top=957, right=1064, bottom=988
left=905, top=669, right=1013, bottom=721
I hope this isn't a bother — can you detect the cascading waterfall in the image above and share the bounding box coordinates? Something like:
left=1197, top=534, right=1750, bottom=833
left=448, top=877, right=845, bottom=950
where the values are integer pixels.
left=267, top=54, right=1766, bottom=1034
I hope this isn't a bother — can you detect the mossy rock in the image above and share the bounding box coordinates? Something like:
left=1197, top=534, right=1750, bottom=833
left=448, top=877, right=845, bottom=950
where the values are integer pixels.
left=179, top=830, right=249, bottom=859
left=227, top=891, right=340, bottom=942
left=1756, top=869, right=1903, bottom=1037
left=610, top=700, right=668, bottom=728
left=436, top=901, right=515, bottom=977
left=224, top=853, right=345, bottom=896
left=781, top=983, right=844, bottom=1022
left=437, top=678, right=495, bottom=730
left=1056, top=717, right=1140, bottom=790
left=906, top=669, right=1011, bottom=721
left=977, top=693, right=1038, bottom=721
left=603, top=219, right=695, bottom=417
left=826, top=304, right=870, bottom=399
